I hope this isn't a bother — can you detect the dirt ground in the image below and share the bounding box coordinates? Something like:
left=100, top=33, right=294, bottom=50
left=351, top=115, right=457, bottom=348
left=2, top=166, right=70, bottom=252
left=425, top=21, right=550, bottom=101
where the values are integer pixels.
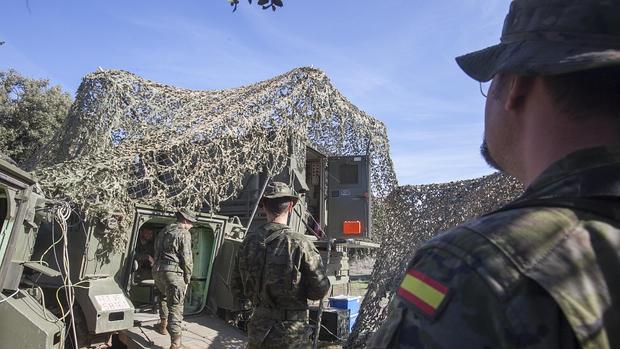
left=349, top=256, right=376, bottom=277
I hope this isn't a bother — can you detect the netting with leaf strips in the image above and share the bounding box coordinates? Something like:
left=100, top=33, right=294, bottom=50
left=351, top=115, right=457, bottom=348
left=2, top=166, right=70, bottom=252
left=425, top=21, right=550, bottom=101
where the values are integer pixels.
left=26, top=67, right=397, bottom=253
left=346, top=172, right=523, bottom=348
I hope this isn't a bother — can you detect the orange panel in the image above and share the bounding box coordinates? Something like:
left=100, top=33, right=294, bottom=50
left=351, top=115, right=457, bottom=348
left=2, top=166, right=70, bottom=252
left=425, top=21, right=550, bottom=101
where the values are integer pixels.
left=343, top=220, right=362, bottom=235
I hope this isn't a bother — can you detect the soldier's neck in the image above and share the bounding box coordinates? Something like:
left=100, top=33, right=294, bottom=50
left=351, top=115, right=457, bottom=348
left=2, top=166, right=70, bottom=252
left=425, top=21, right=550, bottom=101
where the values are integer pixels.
left=271, top=214, right=289, bottom=225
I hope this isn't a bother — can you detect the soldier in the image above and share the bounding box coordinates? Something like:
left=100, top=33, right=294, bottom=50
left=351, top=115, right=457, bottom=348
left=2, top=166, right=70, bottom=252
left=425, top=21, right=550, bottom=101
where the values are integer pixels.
left=232, top=182, right=331, bottom=349
left=153, top=208, right=196, bottom=349
left=134, top=227, right=155, bottom=281
left=369, top=0, right=620, bottom=348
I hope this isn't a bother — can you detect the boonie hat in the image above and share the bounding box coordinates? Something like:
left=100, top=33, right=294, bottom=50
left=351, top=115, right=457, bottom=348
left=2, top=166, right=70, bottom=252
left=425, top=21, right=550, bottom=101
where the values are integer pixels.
left=456, top=0, right=620, bottom=82
left=262, top=182, right=298, bottom=201
left=177, top=208, right=197, bottom=223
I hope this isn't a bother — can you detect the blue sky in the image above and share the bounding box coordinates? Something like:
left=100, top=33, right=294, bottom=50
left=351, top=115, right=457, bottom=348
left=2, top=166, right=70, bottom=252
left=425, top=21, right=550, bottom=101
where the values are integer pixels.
left=0, top=0, right=509, bottom=185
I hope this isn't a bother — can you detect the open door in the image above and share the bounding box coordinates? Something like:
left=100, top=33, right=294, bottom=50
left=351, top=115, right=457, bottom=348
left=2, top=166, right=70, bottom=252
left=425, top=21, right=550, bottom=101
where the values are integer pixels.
left=327, top=155, right=371, bottom=240
left=124, top=207, right=228, bottom=317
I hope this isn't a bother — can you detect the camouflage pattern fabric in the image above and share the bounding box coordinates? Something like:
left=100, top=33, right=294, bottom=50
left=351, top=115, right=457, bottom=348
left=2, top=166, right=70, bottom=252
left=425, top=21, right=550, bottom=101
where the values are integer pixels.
left=456, top=0, right=620, bottom=82
left=154, top=223, right=193, bottom=282
left=232, top=222, right=330, bottom=349
left=154, top=271, right=186, bottom=335
left=368, top=145, right=620, bottom=349
left=27, top=67, right=398, bottom=254
left=153, top=223, right=193, bottom=335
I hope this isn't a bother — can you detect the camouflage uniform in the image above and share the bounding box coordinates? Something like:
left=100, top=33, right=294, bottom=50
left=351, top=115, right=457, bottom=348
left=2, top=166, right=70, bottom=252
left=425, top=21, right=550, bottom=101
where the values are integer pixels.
left=153, top=222, right=194, bottom=337
left=369, top=146, right=620, bottom=348
left=231, top=182, right=330, bottom=349
left=370, top=1, right=620, bottom=348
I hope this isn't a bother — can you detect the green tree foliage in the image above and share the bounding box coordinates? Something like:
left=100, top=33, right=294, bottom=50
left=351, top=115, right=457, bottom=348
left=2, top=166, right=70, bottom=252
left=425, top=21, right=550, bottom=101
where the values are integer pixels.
left=229, top=0, right=283, bottom=12
left=0, top=69, right=72, bottom=166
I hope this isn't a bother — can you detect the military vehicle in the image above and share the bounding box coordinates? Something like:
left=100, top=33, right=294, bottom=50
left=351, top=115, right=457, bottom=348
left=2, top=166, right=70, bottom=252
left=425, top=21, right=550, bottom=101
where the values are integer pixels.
left=0, top=67, right=385, bottom=348
left=0, top=157, right=65, bottom=348
left=0, top=155, right=247, bottom=348
left=0, top=143, right=373, bottom=348
left=216, top=144, right=375, bottom=299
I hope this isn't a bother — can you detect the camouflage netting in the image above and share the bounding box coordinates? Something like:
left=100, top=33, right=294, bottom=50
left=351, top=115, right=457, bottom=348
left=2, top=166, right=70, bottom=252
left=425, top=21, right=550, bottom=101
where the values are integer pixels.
left=347, top=172, right=524, bottom=347
left=24, top=65, right=525, bottom=344
left=26, top=67, right=397, bottom=252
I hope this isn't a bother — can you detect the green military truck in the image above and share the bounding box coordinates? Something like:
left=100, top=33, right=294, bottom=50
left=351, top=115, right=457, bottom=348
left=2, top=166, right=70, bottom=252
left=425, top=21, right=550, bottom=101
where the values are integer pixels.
left=0, top=142, right=373, bottom=348
left=0, top=157, right=65, bottom=348
left=0, top=155, right=247, bottom=348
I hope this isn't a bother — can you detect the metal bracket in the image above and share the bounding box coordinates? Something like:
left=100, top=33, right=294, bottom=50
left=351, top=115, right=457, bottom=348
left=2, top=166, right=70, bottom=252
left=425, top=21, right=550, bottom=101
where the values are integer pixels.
left=21, top=261, right=61, bottom=278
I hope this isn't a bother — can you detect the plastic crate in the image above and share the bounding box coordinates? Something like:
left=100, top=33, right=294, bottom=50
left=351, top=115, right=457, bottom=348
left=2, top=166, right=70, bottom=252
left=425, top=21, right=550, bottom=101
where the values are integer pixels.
left=329, top=296, right=361, bottom=315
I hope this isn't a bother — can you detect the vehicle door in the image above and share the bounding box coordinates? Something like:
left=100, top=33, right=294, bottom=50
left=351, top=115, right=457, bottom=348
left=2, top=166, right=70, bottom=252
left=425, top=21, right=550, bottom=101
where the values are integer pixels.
left=327, top=155, right=371, bottom=240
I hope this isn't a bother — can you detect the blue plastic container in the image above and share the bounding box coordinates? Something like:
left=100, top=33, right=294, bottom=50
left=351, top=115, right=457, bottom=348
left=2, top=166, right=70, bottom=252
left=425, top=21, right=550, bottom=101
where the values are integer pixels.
left=329, top=296, right=361, bottom=316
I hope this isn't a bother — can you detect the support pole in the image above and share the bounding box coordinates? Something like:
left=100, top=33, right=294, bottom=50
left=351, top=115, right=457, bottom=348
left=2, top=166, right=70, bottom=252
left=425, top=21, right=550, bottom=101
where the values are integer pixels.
left=247, top=173, right=271, bottom=229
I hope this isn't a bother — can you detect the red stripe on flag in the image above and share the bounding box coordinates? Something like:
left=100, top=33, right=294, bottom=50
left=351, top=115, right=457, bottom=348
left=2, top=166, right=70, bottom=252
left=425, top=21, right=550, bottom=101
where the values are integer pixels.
left=397, top=287, right=436, bottom=315
left=407, top=269, right=448, bottom=294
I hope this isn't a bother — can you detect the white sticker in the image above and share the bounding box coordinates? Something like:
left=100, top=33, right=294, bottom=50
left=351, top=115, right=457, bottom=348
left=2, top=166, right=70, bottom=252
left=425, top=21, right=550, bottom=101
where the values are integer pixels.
left=95, top=294, right=131, bottom=312
left=354, top=157, right=362, bottom=162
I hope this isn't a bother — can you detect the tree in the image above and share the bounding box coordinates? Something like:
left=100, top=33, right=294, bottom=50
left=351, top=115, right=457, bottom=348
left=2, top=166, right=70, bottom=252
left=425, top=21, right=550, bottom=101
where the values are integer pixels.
left=0, top=70, right=72, bottom=166
left=229, top=0, right=283, bottom=12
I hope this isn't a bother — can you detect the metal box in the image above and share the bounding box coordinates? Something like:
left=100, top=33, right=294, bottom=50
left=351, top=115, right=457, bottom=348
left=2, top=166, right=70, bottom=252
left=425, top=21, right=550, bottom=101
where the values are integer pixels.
left=0, top=290, right=65, bottom=348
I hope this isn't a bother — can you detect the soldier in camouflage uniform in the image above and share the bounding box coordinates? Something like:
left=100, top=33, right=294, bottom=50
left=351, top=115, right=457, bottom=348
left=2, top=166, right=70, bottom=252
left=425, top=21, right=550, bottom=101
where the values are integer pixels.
left=153, top=208, right=196, bottom=349
left=369, top=1, right=620, bottom=348
left=232, top=182, right=331, bottom=349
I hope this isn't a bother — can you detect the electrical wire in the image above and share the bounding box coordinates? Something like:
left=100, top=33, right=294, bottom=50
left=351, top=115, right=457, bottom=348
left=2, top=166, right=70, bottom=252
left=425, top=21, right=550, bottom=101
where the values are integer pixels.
left=35, top=285, right=60, bottom=323
left=38, top=229, right=64, bottom=267
left=46, top=201, right=81, bottom=349
left=54, top=281, right=91, bottom=322
left=0, top=289, right=20, bottom=304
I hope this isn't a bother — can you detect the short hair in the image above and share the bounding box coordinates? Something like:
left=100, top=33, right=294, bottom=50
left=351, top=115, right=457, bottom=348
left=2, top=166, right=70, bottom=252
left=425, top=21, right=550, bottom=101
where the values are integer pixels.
left=542, top=66, right=620, bottom=119
left=175, top=212, right=188, bottom=223
left=261, top=197, right=294, bottom=216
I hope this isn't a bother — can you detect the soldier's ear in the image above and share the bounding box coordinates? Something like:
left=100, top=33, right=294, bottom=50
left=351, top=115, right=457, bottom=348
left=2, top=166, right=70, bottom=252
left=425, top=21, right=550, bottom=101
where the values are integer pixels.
left=505, top=75, right=533, bottom=112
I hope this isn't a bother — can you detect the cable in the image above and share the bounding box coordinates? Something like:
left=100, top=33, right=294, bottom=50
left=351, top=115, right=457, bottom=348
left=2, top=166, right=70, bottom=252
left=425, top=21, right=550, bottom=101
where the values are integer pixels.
left=38, top=229, right=64, bottom=267
left=36, top=285, right=60, bottom=323
left=55, top=280, right=91, bottom=322
left=47, top=201, right=79, bottom=349
left=0, top=289, right=20, bottom=304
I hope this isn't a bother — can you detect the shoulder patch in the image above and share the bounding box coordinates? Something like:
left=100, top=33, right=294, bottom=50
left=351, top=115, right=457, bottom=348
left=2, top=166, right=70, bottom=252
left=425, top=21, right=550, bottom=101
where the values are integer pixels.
left=397, top=268, right=450, bottom=318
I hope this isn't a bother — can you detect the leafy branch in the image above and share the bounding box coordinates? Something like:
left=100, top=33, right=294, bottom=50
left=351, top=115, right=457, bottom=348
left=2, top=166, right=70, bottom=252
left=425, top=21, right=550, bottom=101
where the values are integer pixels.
left=229, top=0, right=283, bottom=12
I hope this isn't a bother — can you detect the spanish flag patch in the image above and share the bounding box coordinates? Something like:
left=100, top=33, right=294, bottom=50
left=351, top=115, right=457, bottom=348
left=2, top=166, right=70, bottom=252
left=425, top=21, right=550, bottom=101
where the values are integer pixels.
left=397, top=268, right=449, bottom=316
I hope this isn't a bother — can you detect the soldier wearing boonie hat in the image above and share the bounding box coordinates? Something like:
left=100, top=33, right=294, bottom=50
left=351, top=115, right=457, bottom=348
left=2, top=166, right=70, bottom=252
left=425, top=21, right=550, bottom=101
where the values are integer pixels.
left=176, top=208, right=197, bottom=223
left=260, top=181, right=300, bottom=201
left=369, top=1, right=620, bottom=348
left=153, top=208, right=197, bottom=349
left=231, top=182, right=330, bottom=348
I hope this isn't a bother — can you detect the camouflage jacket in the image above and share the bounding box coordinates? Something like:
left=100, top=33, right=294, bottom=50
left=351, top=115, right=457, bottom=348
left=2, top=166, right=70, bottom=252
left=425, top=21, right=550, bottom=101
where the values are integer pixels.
left=153, top=223, right=193, bottom=281
left=231, top=222, right=330, bottom=311
left=369, top=145, right=620, bottom=349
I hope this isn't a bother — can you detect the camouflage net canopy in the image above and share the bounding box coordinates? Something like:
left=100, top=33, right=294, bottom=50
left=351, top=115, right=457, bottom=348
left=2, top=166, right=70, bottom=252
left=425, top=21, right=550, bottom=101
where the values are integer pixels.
left=347, top=173, right=523, bottom=347
left=27, top=67, right=397, bottom=251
